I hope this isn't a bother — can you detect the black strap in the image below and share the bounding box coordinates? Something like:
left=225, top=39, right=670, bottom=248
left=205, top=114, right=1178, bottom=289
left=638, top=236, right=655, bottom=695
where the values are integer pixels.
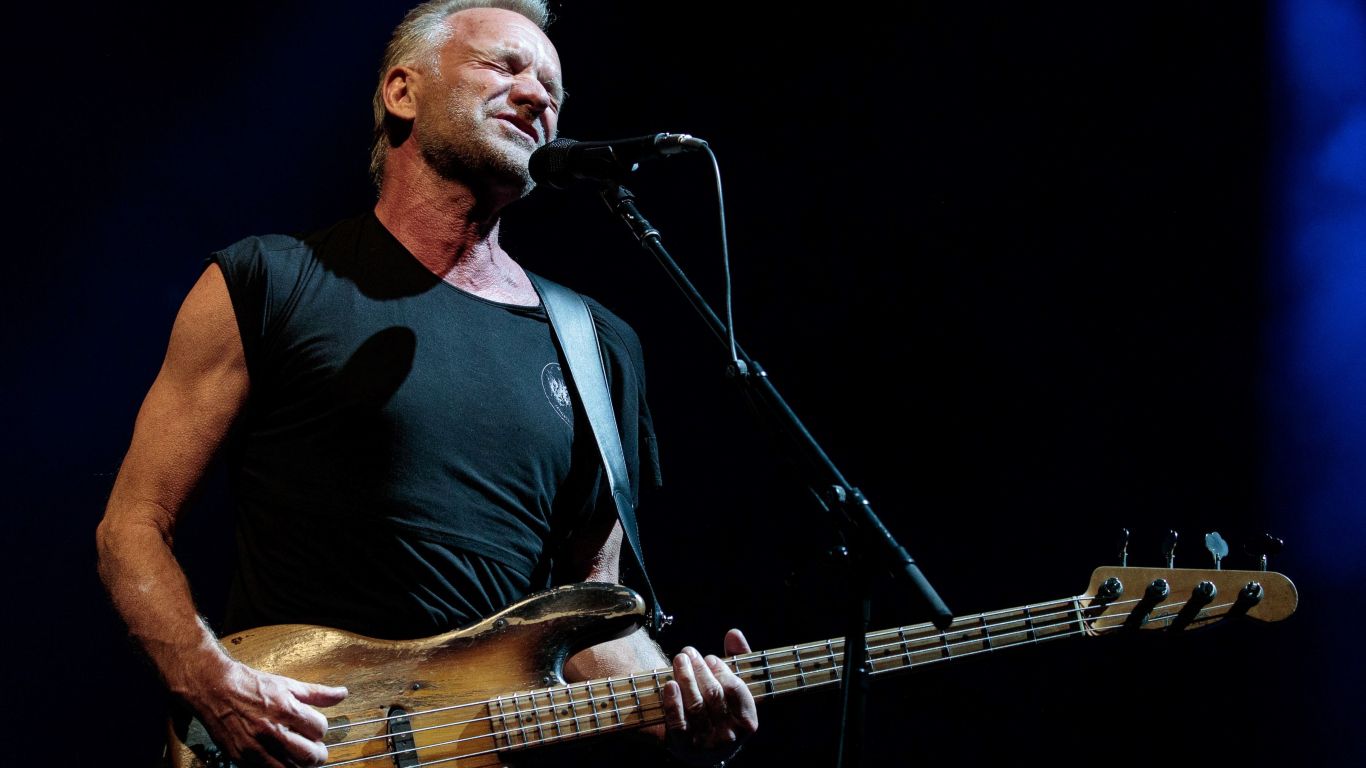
left=529, top=273, right=670, bottom=634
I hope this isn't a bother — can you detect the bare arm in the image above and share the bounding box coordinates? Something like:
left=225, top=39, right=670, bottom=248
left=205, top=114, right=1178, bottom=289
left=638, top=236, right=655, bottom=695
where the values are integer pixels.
left=96, top=265, right=345, bottom=767
left=560, top=512, right=757, bottom=764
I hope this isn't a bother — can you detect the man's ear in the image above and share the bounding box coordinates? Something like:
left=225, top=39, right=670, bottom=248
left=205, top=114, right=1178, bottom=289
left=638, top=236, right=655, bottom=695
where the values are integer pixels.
left=382, top=65, right=421, bottom=122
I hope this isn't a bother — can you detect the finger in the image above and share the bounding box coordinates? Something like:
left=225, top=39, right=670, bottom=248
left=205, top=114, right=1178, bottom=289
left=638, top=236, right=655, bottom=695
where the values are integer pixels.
left=264, top=721, right=329, bottom=767
left=723, top=628, right=752, bottom=656
left=286, top=680, right=347, bottom=739
left=673, top=648, right=705, bottom=718
left=693, top=652, right=729, bottom=718
left=270, top=683, right=326, bottom=737
left=660, top=679, right=688, bottom=734
left=294, top=680, right=349, bottom=707
left=708, top=655, right=759, bottom=737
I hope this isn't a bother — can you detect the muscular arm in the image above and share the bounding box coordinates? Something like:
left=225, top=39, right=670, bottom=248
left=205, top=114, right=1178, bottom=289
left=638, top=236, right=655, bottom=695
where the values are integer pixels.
left=96, top=265, right=345, bottom=767
left=560, top=513, right=669, bottom=678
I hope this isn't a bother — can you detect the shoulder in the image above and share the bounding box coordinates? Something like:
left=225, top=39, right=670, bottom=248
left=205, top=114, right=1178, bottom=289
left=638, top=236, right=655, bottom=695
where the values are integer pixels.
left=524, top=270, right=647, bottom=369
left=582, top=295, right=643, bottom=358
left=212, top=215, right=363, bottom=268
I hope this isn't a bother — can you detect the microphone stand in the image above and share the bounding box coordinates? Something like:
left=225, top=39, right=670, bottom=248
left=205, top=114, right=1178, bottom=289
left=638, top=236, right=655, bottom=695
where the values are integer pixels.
left=597, top=183, right=954, bottom=768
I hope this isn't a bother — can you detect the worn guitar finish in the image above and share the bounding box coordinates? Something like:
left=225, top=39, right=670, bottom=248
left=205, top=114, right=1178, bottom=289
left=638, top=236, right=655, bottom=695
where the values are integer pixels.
left=168, top=583, right=647, bottom=768
left=168, top=569, right=1298, bottom=768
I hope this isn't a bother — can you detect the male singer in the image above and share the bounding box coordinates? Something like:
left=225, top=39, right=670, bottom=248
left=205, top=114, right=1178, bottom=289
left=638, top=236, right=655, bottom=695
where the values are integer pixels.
left=96, top=2, right=757, bottom=765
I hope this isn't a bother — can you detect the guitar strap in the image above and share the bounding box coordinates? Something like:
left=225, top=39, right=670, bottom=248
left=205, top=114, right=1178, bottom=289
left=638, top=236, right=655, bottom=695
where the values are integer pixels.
left=528, top=272, right=669, bottom=636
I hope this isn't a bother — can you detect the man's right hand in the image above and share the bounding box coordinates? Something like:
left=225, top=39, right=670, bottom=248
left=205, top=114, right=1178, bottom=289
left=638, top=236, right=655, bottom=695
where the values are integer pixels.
left=181, top=660, right=349, bottom=768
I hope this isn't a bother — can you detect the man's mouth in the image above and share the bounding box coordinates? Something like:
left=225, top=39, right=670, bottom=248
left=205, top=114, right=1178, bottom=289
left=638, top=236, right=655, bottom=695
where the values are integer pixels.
left=496, top=114, right=539, bottom=145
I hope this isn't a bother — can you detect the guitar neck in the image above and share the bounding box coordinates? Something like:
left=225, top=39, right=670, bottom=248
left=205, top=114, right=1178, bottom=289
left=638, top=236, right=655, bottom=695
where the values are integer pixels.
left=472, top=567, right=1296, bottom=756
left=490, top=595, right=1087, bottom=751
left=736, top=596, right=1086, bottom=700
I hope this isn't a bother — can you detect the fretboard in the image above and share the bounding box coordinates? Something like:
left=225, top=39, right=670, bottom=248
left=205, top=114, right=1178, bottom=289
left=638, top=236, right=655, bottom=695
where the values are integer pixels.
left=488, top=595, right=1086, bottom=751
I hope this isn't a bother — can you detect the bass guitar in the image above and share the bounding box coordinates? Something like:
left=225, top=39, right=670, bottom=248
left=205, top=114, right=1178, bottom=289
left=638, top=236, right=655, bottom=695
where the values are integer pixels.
left=169, top=565, right=1297, bottom=767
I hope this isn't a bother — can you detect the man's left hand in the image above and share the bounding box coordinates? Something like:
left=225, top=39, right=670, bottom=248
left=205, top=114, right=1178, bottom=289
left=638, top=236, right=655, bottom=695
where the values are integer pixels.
left=661, top=629, right=759, bottom=766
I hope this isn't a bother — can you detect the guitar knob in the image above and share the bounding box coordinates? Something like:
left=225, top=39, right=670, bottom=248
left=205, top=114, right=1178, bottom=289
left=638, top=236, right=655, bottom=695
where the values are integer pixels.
left=1244, top=534, right=1284, bottom=571
left=1204, top=532, right=1229, bottom=570
left=1161, top=529, right=1179, bottom=568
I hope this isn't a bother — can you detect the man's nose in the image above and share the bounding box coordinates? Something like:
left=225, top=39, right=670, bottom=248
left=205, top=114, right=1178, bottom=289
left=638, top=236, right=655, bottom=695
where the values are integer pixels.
left=510, top=74, right=552, bottom=114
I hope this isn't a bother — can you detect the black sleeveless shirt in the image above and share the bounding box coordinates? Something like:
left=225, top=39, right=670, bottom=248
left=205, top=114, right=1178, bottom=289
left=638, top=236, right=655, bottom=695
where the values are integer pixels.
left=210, top=212, right=660, bottom=639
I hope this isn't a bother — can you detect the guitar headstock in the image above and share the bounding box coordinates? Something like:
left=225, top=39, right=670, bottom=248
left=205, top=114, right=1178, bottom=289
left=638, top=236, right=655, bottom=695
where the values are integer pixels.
left=1080, top=566, right=1297, bottom=635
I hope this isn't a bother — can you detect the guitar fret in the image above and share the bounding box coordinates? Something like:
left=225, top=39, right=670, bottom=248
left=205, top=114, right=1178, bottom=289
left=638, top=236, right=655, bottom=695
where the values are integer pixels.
left=827, top=638, right=845, bottom=677
left=629, top=672, right=644, bottom=725
left=563, top=685, right=582, bottom=735
left=607, top=677, right=623, bottom=726
left=546, top=688, right=563, bottom=740
left=586, top=681, right=603, bottom=731
left=491, top=694, right=509, bottom=749
left=654, top=670, right=671, bottom=718
left=510, top=692, right=531, bottom=747
left=743, top=650, right=764, bottom=688
left=1023, top=604, right=1038, bottom=642
left=980, top=614, right=993, bottom=650
left=793, top=645, right=808, bottom=687
left=898, top=627, right=913, bottom=669
left=761, top=650, right=775, bottom=695
left=532, top=691, right=548, bottom=745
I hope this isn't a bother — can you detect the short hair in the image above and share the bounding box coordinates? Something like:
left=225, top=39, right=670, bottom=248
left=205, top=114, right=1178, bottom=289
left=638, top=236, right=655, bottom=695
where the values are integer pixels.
left=369, top=0, right=552, bottom=191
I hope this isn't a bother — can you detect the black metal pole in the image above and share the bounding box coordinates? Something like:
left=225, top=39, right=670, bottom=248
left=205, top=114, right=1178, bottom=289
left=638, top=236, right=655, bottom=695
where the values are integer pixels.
left=598, top=183, right=953, bottom=766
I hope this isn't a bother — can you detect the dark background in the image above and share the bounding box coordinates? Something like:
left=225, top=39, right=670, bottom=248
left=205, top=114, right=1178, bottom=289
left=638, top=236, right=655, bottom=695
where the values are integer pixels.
left=5, top=1, right=1362, bottom=765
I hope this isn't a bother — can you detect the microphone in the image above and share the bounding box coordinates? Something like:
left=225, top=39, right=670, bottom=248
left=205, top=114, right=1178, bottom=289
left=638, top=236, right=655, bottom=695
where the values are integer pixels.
left=529, top=133, right=707, bottom=189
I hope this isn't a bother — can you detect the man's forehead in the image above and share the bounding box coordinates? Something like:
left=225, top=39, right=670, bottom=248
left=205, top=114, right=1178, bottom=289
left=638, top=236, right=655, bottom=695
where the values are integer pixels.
left=443, top=7, right=560, bottom=63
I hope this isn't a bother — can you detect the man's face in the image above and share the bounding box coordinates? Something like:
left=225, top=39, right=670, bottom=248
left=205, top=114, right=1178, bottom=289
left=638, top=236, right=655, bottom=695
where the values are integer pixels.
left=413, top=8, right=564, bottom=196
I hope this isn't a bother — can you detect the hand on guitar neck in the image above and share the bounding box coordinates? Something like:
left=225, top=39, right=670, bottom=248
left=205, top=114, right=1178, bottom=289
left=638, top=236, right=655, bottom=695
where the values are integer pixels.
left=660, top=629, right=759, bottom=765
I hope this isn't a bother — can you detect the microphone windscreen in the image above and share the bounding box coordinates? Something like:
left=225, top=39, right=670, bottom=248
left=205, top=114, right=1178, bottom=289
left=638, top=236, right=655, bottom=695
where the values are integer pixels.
left=528, top=137, right=579, bottom=189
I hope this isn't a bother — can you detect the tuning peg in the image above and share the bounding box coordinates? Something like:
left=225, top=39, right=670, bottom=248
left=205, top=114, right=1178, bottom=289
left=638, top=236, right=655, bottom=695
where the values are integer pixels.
left=1161, top=529, right=1179, bottom=568
left=1124, top=578, right=1171, bottom=631
left=1117, top=528, right=1130, bottom=567
left=1226, top=581, right=1265, bottom=620
left=1168, top=580, right=1218, bottom=632
left=1204, top=531, right=1229, bottom=570
left=1244, top=534, right=1284, bottom=571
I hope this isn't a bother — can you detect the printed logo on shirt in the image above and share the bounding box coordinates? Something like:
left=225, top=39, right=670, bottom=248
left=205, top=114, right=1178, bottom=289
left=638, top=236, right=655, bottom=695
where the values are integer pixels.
left=542, top=362, right=573, bottom=427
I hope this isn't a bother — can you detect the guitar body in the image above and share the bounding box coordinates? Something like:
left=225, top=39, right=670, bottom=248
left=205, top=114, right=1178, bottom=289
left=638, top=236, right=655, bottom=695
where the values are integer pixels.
left=167, top=582, right=647, bottom=768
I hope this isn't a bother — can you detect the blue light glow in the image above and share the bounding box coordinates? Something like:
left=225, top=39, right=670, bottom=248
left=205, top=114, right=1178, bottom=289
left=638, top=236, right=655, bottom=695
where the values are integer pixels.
left=1272, top=0, right=1366, bottom=576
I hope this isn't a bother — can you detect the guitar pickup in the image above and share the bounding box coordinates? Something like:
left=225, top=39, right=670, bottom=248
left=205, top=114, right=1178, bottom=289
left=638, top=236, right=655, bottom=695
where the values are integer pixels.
left=388, top=706, right=419, bottom=768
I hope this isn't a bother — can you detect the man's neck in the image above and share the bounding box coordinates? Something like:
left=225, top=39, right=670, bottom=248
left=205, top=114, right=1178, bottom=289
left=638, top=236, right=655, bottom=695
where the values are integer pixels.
left=374, top=158, right=539, bottom=306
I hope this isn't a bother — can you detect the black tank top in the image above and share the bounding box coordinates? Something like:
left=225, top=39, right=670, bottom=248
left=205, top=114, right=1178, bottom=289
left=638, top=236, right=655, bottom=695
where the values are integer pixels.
left=211, top=212, right=659, bottom=638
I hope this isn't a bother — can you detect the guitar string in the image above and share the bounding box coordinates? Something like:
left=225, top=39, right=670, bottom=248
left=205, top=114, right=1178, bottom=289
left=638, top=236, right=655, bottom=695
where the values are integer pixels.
left=316, top=595, right=1225, bottom=766
left=323, top=597, right=1235, bottom=768
left=323, top=595, right=1102, bottom=737
left=317, top=594, right=1158, bottom=757
left=318, top=597, right=1092, bottom=747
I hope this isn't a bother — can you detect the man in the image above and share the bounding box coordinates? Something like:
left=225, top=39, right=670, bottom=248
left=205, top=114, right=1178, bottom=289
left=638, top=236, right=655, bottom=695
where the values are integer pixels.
left=95, top=1, right=757, bottom=766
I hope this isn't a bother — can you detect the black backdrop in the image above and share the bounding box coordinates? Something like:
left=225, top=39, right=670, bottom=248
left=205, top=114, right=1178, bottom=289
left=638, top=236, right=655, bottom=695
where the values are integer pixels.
left=4, top=2, right=1359, bottom=765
